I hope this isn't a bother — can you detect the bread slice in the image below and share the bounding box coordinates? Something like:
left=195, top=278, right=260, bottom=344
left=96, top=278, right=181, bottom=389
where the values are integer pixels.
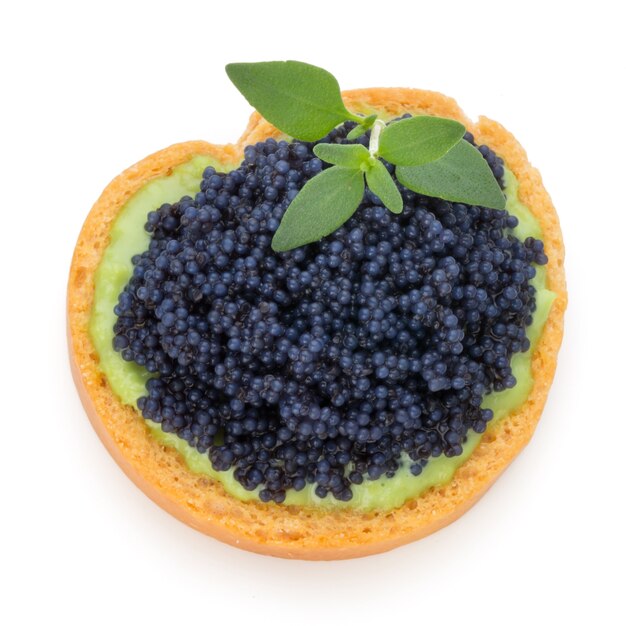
left=68, top=88, right=566, bottom=560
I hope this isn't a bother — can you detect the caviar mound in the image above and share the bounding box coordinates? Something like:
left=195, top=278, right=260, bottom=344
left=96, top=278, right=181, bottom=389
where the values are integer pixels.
left=112, top=123, right=546, bottom=504
left=68, top=89, right=566, bottom=559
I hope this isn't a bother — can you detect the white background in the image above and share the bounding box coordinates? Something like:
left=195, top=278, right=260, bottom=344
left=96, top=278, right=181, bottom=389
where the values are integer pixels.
left=1, top=1, right=625, bottom=624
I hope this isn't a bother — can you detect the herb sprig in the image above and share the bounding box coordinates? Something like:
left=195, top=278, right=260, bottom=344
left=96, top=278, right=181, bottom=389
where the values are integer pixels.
left=226, top=61, right=506, bottom=251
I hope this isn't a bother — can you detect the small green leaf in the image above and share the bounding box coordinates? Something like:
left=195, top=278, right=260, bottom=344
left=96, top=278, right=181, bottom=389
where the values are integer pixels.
left=313, top=143, right=370, bottom=168
left=361, top=114, right=377, bottom=128
left=226, top=61, right=358, bottom=141
left=272, top=167, right=365, bottom=251
left=396, top=140, right=506, bottom=209
left=346, top=114, right=377, bottom=140
left=346, top=124, right=366, bottom=140
left=378, top=116, right=465, bottom=166
left=365, top=160, right=403, bottom=214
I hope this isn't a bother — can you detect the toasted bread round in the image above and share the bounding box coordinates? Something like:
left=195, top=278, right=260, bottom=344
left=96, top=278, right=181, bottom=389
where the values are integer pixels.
left=68, top=88, right=566, bottom=560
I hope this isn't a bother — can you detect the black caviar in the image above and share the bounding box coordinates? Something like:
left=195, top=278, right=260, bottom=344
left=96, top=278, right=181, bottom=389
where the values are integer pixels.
left=113, top=121, right=548, bottom=503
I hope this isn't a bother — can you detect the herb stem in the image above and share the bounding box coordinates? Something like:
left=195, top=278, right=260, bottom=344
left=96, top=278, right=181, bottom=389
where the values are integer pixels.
left=368, top=119, right=386, bottom=156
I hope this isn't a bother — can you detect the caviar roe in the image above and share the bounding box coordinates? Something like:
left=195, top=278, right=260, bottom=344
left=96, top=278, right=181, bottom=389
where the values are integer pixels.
left=113, top=121, right=548, bottom=503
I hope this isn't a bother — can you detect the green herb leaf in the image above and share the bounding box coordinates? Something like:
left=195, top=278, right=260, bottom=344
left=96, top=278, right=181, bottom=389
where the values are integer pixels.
left=313, top=143, right=370, bottom=168
left=361, top=114, right=377, bottom=128
left=365, top=159, right=403, bottom=214
left=378, top=116, right=465, bottom=166
left=346, top=114, right=377, bottom=140
left=346, top=124, right=366, bottom=141
left=272, top=167, right=365, bottom=251
left=226, top=61, right=358, bottom=141
left=396, top=140, right=506, bottom=209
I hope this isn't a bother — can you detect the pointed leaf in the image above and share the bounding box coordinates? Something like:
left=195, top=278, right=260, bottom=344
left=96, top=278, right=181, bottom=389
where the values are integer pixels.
left=365, top=160, right=403, bottom=214
left=378, top=115, right=465, bottom=166
left=346, top=114, right=377, bottom=140
left=360, top=114, right=377, bottom=128
left=396, top=140, right=506, bottom=209
left=346, top=124, right=366, bottom=140
left=226, top=61, right=356, bottom=141
left=272, top=167, right=365, bottom=251
left=313, top=143, right=370, bottom=168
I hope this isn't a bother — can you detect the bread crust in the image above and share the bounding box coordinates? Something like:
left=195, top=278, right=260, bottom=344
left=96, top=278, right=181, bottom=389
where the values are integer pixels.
left=68, top=88, right=566, bottom=560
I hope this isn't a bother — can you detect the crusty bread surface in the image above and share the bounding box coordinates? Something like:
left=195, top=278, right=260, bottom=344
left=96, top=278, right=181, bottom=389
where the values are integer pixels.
left=68, top=88, right=566, bottom=560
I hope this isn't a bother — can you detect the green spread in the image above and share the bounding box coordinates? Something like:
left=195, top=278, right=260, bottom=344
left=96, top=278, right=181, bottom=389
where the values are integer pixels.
left=90, top=156, right=555, bottom=512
